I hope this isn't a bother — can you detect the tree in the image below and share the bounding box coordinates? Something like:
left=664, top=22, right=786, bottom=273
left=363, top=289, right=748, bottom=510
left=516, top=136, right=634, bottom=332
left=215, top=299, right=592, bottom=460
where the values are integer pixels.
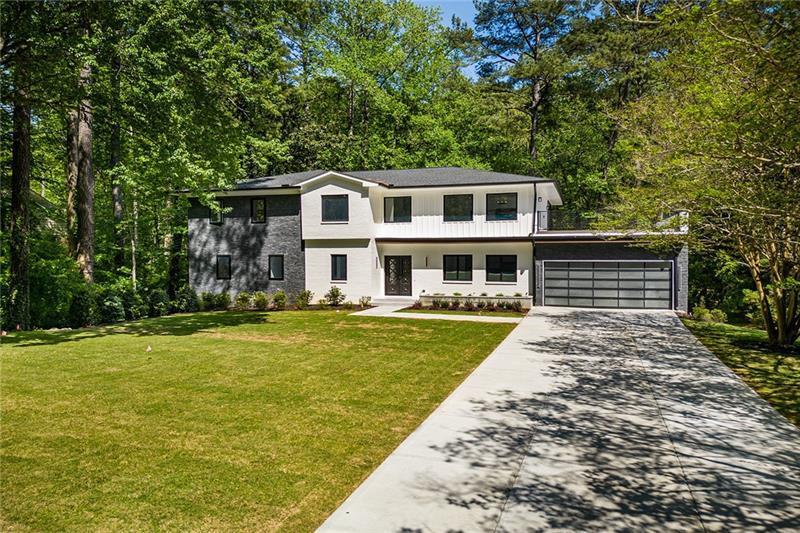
left=610, top=1, right=800, bottom=346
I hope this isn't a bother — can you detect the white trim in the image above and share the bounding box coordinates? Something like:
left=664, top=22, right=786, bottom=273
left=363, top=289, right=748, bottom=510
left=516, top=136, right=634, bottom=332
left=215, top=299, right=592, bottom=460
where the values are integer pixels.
left=541, top=259, right=676, bottom=310
left=296, top=171, right=380, bottom=188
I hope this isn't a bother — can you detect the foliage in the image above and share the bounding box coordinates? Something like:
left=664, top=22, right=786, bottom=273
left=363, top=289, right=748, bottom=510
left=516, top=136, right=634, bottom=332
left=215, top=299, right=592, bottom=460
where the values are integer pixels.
left=358, top=296, right=371, bottom=308
left=324, top=286, right=345, bottom=306
left=342, top=301, right=354, bottom=310
left=147, top=289, right=169, bottom=318
left=295, top=290, right=313, bottom=309
left=271, top=290, right=286, bottom=310
left=171, top=286, right=199, bottom=313
left=68, top=285, right=96, bottom=329
left=234, top=292, right=253, bottom=310
left=253, top=291, right=270, bottom=311
left=692, top=305, right=727, bottom=324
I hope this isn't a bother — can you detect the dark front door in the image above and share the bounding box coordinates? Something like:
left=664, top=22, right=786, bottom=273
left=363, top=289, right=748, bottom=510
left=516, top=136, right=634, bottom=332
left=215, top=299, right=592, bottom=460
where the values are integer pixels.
left=385, top=256, right=412, bottom=296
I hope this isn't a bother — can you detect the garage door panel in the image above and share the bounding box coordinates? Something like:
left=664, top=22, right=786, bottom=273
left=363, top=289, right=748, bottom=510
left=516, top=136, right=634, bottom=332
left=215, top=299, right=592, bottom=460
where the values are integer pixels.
left=544, top=261, right=672, bottom=310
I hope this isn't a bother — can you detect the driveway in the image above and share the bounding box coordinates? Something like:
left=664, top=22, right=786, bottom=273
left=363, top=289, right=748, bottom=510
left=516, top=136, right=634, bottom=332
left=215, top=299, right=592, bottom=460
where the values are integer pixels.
left=319, top=307, right=800, bottom=532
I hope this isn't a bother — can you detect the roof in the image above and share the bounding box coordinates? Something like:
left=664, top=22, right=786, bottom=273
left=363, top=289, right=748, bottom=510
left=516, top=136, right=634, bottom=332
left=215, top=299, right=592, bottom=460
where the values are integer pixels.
left=230, top=167, right=552, bottom=190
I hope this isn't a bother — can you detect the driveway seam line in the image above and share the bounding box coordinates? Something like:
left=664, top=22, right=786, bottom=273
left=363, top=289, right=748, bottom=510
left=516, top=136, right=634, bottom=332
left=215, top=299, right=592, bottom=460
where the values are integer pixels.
left=625, top=318, right=708, bottom=533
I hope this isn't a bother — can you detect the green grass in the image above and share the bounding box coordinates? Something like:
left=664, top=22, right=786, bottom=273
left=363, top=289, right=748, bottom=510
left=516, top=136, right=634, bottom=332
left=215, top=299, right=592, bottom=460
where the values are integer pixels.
left=397, top=307, right=526, bottom=318
left=683, top=319, right=799, bottom=426
left=0, top=311, right=514, bottom=532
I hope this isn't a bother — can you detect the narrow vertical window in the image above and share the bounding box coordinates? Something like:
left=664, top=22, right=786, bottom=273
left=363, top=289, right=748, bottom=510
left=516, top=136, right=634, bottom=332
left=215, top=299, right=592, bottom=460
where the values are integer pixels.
left=251, top=198, right=266, bottom=223
left=268, top=255, right=284, bottom=280
left=331, top=254, right=347, bottom=281
left=216, top=255, right=232, bottom=280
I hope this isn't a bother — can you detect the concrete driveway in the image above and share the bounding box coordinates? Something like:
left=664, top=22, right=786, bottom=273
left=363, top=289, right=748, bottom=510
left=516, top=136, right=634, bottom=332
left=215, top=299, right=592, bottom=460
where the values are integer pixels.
left=319, top=308, right=800, bottom=532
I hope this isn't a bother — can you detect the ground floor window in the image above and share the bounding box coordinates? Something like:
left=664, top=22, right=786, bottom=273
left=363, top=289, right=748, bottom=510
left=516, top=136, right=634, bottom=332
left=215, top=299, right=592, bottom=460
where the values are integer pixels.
left=486, top=255, right=516, bottom=282
left=443, top=254, right=472, bottom=281
left=216, top=254, right=231, bottom=279
left=268, top=255, right=284, bottom=280
left=331, top=254, right=347, bottom=281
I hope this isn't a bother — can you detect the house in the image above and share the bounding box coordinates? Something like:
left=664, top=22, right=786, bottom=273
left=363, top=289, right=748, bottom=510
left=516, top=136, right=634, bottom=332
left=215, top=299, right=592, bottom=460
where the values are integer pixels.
left=187, top=168, right=688, bottom=311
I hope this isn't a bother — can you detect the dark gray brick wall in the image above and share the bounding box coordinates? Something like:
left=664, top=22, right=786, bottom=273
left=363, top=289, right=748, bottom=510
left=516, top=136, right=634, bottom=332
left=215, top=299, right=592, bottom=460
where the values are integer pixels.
left=533, top=241, right=689, bottom=312
left=188, top=195, right=305, bottom=298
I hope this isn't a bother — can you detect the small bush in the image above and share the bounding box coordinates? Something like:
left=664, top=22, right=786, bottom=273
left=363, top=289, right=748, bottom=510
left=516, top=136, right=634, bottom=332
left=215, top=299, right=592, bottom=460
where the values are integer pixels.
left=452, top=292, right=462, bottom=297
left=710, top=308, right=727, bottom=323
left=476, top=300, right=486, bottom=309
left=325, top=286, right=345, bottom=306
left=271, top=290, right=287, bottom=310
left=693, top=305, right=726, bottom=323
left=463, top=300, right=476, bottom=311
left=343, top=300, right=355, bottom=310
left=68, top=285, right=97, bottom=328
left=480, top=292, right=488, bottom=297
left=513, top=292, right=523, bottom=297
left=199, top=292, right=213, bottom=311
left=214, top=292, right=231, bottom=310
left=294, top=289, right=313, bottom=309
left=316, top=298, right=328, bottom=309
left=500, top=301, right=512, bottom=310
left=99, top=296, right=126, bottom=324
left=510, top=301, right=523, bottom=313
left=358, top=296, right=372, bottom=308
left=171, top=286, right=199, bottom=313
left=431, top=298, right=442, bottom=309
left=148, top=289, right=170, bottom=317
left=485, top=302, right=497, bottom=312
left=450, top=299, right=462, bottom=310
left=253, top=291, right=270, bottom=310
left=234, top=291, right=253, bottom=310
left=411, top=300, right=423, bottom=309
left=495, top=293, right=504, bottom=297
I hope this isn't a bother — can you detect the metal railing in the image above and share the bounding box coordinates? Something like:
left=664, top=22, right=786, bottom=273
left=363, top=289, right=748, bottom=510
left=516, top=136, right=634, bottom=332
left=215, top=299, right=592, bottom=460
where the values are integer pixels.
left=536, top=210, right=597, bottom=232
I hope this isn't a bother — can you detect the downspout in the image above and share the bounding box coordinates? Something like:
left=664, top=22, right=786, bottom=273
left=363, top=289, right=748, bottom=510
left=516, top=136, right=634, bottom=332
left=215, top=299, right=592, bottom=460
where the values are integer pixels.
left=532, top=183, right=537, bottom=305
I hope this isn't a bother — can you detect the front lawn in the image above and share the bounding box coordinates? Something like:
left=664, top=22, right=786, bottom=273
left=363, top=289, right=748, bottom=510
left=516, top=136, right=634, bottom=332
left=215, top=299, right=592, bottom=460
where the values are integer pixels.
left=683, top=319, right=799, bottom=426
left=0, top=311, right=514, bottom=531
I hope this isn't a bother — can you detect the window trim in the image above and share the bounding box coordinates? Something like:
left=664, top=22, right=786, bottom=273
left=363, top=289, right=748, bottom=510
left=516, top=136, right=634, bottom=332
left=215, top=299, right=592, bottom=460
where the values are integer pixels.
left=209, top=200, right=223, bottom=225
left=331, top=254, right=347, bottom=281
left=486, top=254, right=517, bottom=283
left=251, top=197, right=266, bottom=224
left=443, top=254, right=473, bottom=282
left=322, top=194, right=349, bottom=223
left=268, top=254, right=284, bottom=281
left=384, top=196, right=412, bottom=223
left=486, top=192, right=518, bottom=221
left=443, top=194, right=473, bottom=222
left=216, top=254, right=232, bottom=280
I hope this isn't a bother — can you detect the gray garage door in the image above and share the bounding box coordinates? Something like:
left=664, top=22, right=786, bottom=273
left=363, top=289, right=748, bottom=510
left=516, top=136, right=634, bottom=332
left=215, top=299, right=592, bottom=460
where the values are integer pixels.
left=543, top=261, right=673, bottom=309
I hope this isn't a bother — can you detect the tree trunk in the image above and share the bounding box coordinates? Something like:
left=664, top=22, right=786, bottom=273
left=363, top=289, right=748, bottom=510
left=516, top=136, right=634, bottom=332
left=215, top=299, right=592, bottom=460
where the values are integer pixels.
left=529, top=79, right=541, bottom=161
left=9, top=59, right=32, bottom=330
left=75, top=61, right=94, bottom=283
left=347, top=83, right=354, bottom=137
left=131, top=192, right=139, bottom=291
left=110, top=50, right=125, bottom=269
left=167, top=232, right=184, bottom=300
left=66, top=108, right=79, bottom=257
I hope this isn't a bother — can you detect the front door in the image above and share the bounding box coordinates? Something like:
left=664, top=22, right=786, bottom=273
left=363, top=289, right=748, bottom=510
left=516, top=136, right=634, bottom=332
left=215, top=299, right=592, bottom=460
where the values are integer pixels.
left=385, top=256, right=412, bottom=296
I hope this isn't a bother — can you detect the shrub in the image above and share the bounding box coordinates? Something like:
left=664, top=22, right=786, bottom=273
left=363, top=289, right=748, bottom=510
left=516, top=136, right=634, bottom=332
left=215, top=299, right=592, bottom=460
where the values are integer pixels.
left=710, top=308, right=727, bottom=323
left=234, top=291, right=253, bottom=310
left=500, top=301, right=512, bottom=310
left=692, top=305, right=726, bottom=323
left=358, top=296, right=372, bottom=308
left=343, top=300, right=355, bottom=310
left=253, top=291, right=270, bottom=310
left=485, top=302, right=497, bottom=312
left=476, top=300, right=486, bottom=309
left=214, top=292, right=231, bottom=310
left=295, top=289, right=313, bottom=309
left=148, top=289, right=170, bottom=317
left=480, top=292, right=488, bottom=297
left=98, top=295, right=126, bottom=324
left=510, top=301, right=523, bottom=313
left=450, top=299, right=462, bottom=310
left=495, top=293, right=504, bottom=297
left=464, top=300, right=476, bottom=311
left=271, top=290, right=287, bottom=310
left=316, top=298, right=328, bottom=309
left=171, top=286, right=199, bottom=313
left=452, top=292, right=462, bottom=297
left=411, top=300, right=423, bottom=309
left=125, top=291, right=148, bottom=320
left=513, top=292, right=523, bottom=297
left=68, top=285, right=96, bottom=328
left=325, top=286, right=345, bottom=306
left=431, top=298, right=442, bottom=309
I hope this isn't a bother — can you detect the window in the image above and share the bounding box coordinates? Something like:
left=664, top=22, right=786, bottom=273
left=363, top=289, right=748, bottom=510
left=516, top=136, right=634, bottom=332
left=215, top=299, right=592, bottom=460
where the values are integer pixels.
left=209, top=200, right=223, bottom=224
left=486, top=255, right=517, bottom=282
left=322, top=195, right=348, bottom=222
left=443, top=255, right=472, bottom=281
left=216, top=255, right=231, bottom=280
left=331, top=254, right=347, bottom=281
left=486, top=193, right=518, bottom=221
left=443, top=194, right=473, bottom=222
left=384, top=196, right=411, bottom=223
left=251, top=198, right=266, bottom=223
left=268, top=255, right=284, bottom=280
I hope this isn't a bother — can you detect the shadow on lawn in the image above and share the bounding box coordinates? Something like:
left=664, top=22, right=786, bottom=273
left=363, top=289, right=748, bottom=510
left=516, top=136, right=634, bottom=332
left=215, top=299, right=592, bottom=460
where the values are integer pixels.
left=397, top=310, right=800, bottom=531
left=2, top=311, right=272, bottom=349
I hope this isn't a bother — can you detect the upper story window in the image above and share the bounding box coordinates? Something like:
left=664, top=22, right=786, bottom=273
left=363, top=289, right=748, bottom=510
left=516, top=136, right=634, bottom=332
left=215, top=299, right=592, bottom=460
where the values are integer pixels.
left=322, top=194, right=348, bottom=222
left=486, top=254, right=517, bottom=282
left=443, top=255, right=472, bottom=281
left=384, top=196, right=411, bottom=223
left=209, top=200, right=223, bottom=224
left=443, top=194, right=473, bottom=222
left=486, top=193, right=518, bottom=221
left=251, top=198, right=266, bottom=223
left=216, top=254, right=232, bottom=280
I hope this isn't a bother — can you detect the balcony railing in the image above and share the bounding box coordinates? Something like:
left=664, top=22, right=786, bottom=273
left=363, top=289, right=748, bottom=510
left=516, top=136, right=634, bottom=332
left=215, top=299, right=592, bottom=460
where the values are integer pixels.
left=536, top=210, right=597, bottom=232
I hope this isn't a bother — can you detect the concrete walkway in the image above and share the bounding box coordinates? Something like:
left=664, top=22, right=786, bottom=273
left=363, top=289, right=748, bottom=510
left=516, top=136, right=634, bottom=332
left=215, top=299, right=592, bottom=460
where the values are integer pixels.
left=351, top=305, right=523, bottom=324
left=320, top=307, right=800, bottom=532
